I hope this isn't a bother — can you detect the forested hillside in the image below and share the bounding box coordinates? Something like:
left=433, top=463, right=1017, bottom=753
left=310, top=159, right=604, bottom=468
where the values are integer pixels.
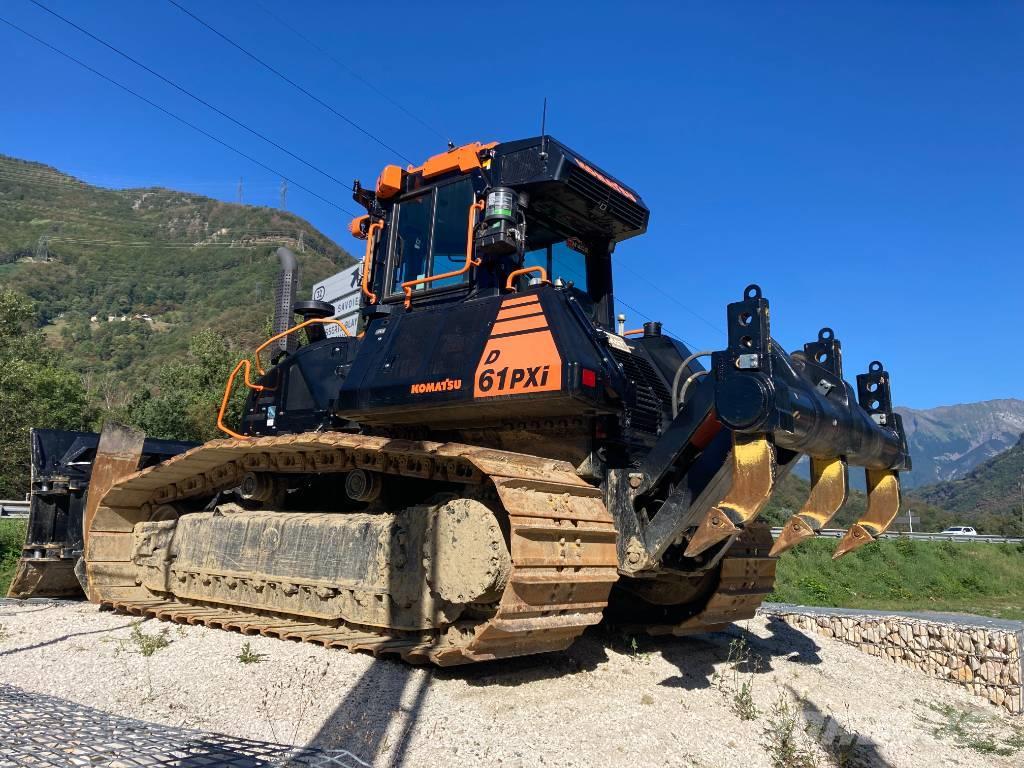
left=911, top=434, right=1024, bottom=534
left=0, top=154, right=355, bottom=402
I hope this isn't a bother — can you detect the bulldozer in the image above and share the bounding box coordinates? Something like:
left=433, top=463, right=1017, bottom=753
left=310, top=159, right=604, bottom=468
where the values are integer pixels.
left=9, top=136, right=910, bottom=665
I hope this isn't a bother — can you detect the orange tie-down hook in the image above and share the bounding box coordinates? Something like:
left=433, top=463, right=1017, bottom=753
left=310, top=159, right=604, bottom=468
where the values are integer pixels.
left=217, top=318, right=350, bottom=440
left=402, top=199, right=485, bottom=308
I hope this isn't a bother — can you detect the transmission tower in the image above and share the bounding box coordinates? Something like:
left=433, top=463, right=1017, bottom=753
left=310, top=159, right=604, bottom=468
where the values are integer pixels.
left=279, top=178, right=288, bottom=210
left=237, top=177, right=244, bottom=204
left=35, top=235, right=49, bottom=261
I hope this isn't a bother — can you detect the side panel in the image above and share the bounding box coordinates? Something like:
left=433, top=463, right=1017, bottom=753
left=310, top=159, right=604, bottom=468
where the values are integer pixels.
left=334, top=286, right=617, bottom=426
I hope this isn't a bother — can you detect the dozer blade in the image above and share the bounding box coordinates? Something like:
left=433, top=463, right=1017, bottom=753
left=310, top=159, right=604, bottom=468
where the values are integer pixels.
left=81, top=422, right=145, bottom=598
left=769, top=456, right=849, bottom=556
left=685, top=432, right=776, bottom=558
left=833, top=468, right=901, bottom=559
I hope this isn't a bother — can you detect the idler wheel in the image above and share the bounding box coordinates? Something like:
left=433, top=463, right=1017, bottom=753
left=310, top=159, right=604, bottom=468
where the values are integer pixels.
left=424, top=499, right=511, bottom=605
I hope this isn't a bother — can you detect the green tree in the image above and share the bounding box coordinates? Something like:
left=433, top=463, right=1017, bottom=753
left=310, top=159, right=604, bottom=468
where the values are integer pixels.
left=0, top=289, right=92, bottom=497
left=124, top=328, right=244, bottom=442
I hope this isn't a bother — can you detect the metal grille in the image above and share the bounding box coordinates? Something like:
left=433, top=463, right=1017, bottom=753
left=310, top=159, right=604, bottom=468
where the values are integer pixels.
left=0, top=683, right=368, bottom=768
left=499, top=148, right=545, bottom=184
left=610, top=348, right=669, bottom=435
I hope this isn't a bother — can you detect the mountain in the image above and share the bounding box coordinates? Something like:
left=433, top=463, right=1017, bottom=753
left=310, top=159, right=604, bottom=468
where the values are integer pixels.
left=910, top=434, right=1024, bottom=535
left=0, top=154, right=355, bottom=398
left=895, top=399, right=1024, bottom=488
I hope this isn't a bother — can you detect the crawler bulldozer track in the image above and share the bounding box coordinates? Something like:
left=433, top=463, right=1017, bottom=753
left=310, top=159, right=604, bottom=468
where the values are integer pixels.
left=88, top=433, right=621, bottom=665
left=644, top=524, right=777, bottom=637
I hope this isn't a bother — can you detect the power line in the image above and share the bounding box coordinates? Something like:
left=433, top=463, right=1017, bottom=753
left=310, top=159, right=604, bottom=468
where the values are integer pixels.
left=250, top=0, right=448, bottom=145
left=27, top=0, right=356, bottom=194
left=0, top=14, right=357, bottom=217
left=166, top=0, right=415, bottom=165
left=616, top=260, right=725, bottom=335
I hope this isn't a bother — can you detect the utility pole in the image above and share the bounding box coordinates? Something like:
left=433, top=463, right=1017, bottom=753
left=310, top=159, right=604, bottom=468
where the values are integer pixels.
left=237, top=177, right=244, bottom=204
left=279, top=178, right=288, bottom=210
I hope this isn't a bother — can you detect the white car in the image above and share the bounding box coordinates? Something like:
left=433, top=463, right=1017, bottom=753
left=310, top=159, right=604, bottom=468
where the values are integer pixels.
left=940, top=526, right=977, bottom=536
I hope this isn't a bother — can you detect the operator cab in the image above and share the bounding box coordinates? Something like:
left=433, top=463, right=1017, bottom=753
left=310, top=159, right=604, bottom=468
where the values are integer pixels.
left=351, top=136, right=649, bottom=331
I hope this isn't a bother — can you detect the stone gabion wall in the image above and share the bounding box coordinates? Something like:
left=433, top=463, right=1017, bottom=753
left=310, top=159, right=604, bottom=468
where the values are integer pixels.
left=765, top=611, right=1022, bottom=715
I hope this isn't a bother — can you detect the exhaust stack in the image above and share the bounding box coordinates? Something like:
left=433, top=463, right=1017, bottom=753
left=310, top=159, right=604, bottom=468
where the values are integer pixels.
left=272, top=247, right=299, bottom=356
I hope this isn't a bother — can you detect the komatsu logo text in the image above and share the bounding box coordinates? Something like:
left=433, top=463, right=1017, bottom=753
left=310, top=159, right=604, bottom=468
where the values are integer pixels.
left=410, top=378, right=462, bottom=394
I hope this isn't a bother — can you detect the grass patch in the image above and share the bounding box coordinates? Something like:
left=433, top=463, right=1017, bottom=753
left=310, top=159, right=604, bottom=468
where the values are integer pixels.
left=0, top=519, right=27, bottom=596
left=770, top=537, right=1024, bottom=619
left=920, top=701, right=1024, bottom=756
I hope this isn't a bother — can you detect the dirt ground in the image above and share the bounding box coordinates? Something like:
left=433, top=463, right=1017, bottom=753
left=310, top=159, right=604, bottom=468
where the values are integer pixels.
left=0, top=600, right=1021, bottom=768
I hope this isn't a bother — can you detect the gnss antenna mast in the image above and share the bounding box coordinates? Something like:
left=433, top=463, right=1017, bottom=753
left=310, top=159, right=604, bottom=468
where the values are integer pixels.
left=539, top=97, right=548, bottom=163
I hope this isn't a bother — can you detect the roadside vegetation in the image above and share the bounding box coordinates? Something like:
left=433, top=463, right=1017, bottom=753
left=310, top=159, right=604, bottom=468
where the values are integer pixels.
left=0, top=519, right=27, bottom=595
left=770, top=536, right=1024, bottom=619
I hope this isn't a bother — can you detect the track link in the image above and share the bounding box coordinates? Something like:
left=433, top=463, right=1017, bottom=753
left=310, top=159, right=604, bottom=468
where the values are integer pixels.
left=88, top=433, right=619, bottom=665
left=644, top=523, right=777, bottom=636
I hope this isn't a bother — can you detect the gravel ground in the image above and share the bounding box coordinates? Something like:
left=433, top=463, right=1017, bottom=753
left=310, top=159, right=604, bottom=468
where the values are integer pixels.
left=1, top=600, right=1021, bottom=768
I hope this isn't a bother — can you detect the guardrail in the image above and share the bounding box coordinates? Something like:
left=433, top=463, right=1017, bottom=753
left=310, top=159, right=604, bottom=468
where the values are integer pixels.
left=0, top=500, right=29, bottom=519
left=770, top=527, right=1023, bottom=544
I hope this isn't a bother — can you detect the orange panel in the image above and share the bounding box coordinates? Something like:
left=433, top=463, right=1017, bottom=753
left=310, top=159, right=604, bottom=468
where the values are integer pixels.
left=501, top=296, right=541, bottom=310
left=408, top=141, right=498, bottom=179
left=491, top=315, right=548, bottom=335
left=496, top=304, right=544, bottom=322
left=348, top=214, right=369, bottom=240
left=376, top=165, right=403, bottom=199
left=474, top=297, right=562, bottom=399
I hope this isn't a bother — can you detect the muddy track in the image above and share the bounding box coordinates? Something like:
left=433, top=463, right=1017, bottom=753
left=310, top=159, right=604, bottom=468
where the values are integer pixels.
left=88, top=433, right=620, bottom=665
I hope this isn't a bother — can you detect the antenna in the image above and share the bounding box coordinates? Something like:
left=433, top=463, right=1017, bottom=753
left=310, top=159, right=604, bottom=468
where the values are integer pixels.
left=539, top=97, right=548, bottom=160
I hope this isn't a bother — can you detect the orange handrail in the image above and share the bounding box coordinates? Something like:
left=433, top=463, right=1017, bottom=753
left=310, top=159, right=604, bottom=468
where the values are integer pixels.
left=254, top=318, right=350, bottom=375
left=505, top=266, right=549, bottom=291
left=402, top=199, right=484, bottom=308
left=217, top=318, right=351, bottom=439
left=623, top=328, right=645, bottom=337
left=217, top=359, right=263, bottom=440
left=361, top=220, right=384, bottom=304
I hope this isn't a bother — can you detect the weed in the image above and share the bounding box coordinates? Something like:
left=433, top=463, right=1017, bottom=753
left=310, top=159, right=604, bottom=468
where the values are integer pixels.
left=621, top=632, right=649, bottom=664
left=920, top=700, right=1024, bottom=757
left=761, top=693, right=818, bottom=768
left=713, top=636, right=762, bottom=721
left=799, top=576, right=835, bottom=603
left=894, top=537, right=917, bottom=557
left=238, top=641, right=268, bottom=664
left=733, top=679, right=758, bottom=721
left=119, top=621, right=171, bottom=657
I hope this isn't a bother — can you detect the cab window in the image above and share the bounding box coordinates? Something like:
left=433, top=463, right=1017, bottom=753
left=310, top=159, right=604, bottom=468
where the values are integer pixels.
left=391, top=192, right=432, bottom=291
left=551, top=241, right=587, bottom=290
left=521, top=241, right=589, bottom=292
left=390, top=178, right=474, bottom=295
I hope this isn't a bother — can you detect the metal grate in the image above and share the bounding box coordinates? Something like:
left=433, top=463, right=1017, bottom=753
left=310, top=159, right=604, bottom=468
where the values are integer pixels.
left=609, top=348, right=670, bottom=435
left=0, top=682, right=368, bottom=768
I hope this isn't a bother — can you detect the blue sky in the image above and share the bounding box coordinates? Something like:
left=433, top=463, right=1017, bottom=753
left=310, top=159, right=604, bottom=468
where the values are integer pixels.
left=2, top=1, right=1021, bottom=409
